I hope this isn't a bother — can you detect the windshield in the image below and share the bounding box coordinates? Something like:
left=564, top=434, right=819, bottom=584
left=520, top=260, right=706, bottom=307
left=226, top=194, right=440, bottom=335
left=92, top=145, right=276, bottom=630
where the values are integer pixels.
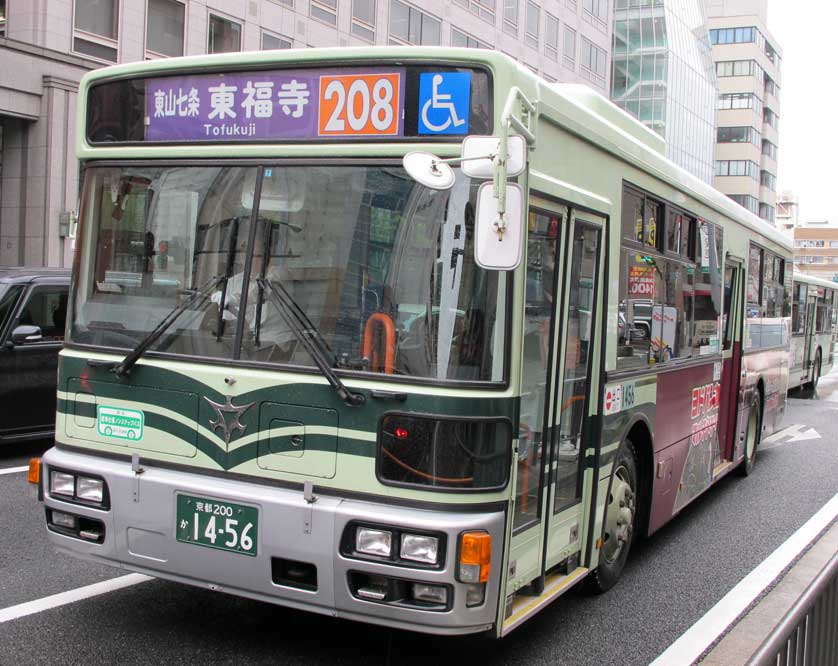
left=71, top=164, right=508, bottom=383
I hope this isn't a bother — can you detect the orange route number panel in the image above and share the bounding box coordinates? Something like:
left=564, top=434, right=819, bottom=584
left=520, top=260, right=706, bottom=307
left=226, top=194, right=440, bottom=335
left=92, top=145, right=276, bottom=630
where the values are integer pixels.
left=318, top=73, right=402, bottom=137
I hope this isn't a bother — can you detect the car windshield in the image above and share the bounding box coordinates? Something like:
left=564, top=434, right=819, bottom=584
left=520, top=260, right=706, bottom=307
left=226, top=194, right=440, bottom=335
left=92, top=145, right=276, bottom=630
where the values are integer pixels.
left=70, top=164, right=508, bottom=383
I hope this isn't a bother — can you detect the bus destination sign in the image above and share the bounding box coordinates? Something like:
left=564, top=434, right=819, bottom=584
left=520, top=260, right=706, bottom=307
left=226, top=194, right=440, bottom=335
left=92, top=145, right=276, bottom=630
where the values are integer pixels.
left=146, top=68, right=417, bottom=142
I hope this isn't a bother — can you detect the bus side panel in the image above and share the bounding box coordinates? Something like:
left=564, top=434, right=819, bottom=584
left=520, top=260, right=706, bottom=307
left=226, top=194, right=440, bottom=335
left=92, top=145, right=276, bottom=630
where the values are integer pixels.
left=647, top=362, right=719, bottom=534
left=788, top=335, right=806, bottom=390
left=742, top=348, right=788, bottom=438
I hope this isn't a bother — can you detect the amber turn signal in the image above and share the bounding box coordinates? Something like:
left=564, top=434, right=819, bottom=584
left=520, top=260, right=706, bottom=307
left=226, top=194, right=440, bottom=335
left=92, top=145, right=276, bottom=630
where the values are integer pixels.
left=459, top=531, right=492, bottom=583
left=28, top=458, right=41, bottom=485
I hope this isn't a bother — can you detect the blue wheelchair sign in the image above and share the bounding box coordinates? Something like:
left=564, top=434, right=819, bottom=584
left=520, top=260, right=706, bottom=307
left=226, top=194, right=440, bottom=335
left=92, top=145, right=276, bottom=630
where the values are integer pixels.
left=417, top=72, right=471, bottom=135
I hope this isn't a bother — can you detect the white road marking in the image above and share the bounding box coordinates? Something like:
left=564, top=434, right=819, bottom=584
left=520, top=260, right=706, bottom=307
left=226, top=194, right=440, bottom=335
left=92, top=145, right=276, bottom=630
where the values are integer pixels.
left=760, top=424, right=821, bottom=449
left=650, top=492, right=838, bottom=666
left=0, top=466, right=29, bottom=476
left=0, top=574, right=152, bottom=624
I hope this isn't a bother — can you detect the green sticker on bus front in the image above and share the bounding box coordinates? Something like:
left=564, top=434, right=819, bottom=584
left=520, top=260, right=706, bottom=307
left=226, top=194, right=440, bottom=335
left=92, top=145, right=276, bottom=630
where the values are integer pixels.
left=97, top=406, right=144, bottom=440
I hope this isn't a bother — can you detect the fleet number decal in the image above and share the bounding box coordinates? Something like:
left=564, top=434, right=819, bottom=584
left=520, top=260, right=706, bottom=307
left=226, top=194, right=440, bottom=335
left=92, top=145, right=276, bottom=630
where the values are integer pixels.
left=604, top=382, right=636, bottom=416
left=318, top=73, right=401, bottom=136
left=97, top=406, right=144, bottom=441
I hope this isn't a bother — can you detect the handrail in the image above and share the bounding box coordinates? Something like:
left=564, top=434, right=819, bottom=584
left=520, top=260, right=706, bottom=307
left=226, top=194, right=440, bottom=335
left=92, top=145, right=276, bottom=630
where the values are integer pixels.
left=362, top=313, right=396, bottom=374
left=747, top=550, right=838, bottom=665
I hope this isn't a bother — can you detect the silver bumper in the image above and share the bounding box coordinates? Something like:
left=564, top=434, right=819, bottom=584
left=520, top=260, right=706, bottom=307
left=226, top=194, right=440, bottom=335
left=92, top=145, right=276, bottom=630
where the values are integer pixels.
left=41, top=447, right=505, bottom=635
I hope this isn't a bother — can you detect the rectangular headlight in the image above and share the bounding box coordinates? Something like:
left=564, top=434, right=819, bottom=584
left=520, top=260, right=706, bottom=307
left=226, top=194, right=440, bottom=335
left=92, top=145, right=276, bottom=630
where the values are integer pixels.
left=400, top=533, right=439, bottom=565
left=76, top=477, right=104, bottom=503
left=356, top=528, right=392, bottom=557
left=50, top=471, right=75, bottom=497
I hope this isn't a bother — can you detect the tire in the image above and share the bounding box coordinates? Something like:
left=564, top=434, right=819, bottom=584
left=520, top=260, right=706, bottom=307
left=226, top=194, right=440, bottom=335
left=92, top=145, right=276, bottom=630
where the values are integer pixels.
left=588, top=440, right=638, bottom=594
left=739, top=393, right=762, bottom=477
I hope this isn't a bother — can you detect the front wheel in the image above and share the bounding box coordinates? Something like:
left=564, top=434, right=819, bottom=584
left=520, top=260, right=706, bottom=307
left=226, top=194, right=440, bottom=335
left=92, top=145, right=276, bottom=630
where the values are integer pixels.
left=588, top=441, right=638, bottom=593
left=739, top=393, right=762, bottom=477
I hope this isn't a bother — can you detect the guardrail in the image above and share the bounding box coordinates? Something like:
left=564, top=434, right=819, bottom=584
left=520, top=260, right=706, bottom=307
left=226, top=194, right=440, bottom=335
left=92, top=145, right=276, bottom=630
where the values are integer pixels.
left=748, top=550, right=838, bottom=665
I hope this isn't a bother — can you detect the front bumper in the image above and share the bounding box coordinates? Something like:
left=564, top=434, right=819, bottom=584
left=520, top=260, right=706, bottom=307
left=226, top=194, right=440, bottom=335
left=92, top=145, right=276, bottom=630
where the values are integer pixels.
left=41, top=447, right=505, bottom=635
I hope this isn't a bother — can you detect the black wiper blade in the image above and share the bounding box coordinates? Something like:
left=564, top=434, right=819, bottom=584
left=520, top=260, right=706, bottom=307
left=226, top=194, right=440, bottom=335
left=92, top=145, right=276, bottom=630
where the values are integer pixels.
left=257, top=277, right=365, bottom=407
left=113, top=274, right=225, bottom=377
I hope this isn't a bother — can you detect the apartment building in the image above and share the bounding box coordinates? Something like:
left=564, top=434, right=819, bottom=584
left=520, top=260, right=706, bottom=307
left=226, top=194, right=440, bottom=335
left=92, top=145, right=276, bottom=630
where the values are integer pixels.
left=0, top=0, right=613, bottom=268
left=610, top=0, right=718, bottom=183
left=705, top=0, right=781, bottom=226
left=776, top=189, right=798, bottom=238
left=794, top=222, right=838, bottom=283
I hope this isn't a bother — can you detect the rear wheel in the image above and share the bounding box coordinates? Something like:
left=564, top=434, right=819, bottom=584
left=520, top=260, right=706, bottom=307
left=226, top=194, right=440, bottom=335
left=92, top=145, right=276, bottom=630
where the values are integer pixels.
left=588, top=441, right=638, bottom=593
left=739, top=393, right=762, bottom=477
left=805, top=351, right=821, bottom=393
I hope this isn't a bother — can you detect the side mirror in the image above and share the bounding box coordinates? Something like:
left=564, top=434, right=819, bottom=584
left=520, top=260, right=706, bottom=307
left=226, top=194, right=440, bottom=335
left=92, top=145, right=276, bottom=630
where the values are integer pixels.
left=474, top=182, right=524, bottom=271
left=461, top=135, right=527, bottom=179
left=10, top=325, right=43, bottom=346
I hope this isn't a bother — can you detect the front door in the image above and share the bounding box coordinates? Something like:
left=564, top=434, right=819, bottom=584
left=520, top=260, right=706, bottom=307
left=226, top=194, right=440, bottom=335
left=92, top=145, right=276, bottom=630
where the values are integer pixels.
left=507, top=201, right=605, bottom=594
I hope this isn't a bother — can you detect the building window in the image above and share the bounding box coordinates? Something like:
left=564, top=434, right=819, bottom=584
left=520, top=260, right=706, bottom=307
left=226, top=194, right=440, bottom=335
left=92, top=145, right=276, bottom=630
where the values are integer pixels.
left=525, top=2, right=539, bottom=48
left=503, top=0, right=518, bottom=35
left=715, top=59, right=763, bottom=80
left=311, top=0, right=338, bottom=26
left=710, top=26, right=757, bottom=45
left=208, top=14, right=242, bottom=53
left=763, top=107, right=779, bottom=130
left=0, top=0, right=6, bottom=36
left=717, top=92, right=759, bottom=111
left=762, top=139, right=778, bottom=161
left=796, top=240, right=825, bottom=248
left=728, top=194, right=759, bottom=215
left=262, top=32, right=292, bottom=49
left=715, top=160, right=759, bottom=180
left=580, top=36, right=606, bottom=86
left=563, top=25, right=576, bottom=68
left=389, top=0, right=440, bottom=45
left=351, top=0, right=376, bottom=41
left=717, top=125, right=760, bottom=146
left=454, top=0, right=496, bottom=24
left=545, top=13, right=559, bottom=60
left=760, top=170, right=776, bottom=190
left=146, top=0, right=185, bottom=58
left=582, top=0, right=607, bottom=31
left=74, top=0, right=119, bottom=61
left=451, top=27, right=491, bottom=49
left=764, top=76, right=780, bottom=97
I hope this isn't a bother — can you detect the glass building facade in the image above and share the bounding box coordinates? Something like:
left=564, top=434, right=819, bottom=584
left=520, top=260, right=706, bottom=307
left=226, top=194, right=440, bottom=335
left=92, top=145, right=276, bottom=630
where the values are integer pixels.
left=611, top=0, right=718, bottom=183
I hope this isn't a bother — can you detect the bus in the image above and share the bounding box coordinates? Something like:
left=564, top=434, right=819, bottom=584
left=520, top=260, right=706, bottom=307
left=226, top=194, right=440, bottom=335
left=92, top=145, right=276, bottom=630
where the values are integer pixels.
left=35, top=47, right=792, bottom=637
left=788, top=272, right=837, bottom=392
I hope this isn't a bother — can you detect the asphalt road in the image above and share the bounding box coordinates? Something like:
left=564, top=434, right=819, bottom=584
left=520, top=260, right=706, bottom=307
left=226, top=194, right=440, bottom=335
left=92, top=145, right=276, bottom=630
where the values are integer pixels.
left=1, top=372, right=836, bottom=666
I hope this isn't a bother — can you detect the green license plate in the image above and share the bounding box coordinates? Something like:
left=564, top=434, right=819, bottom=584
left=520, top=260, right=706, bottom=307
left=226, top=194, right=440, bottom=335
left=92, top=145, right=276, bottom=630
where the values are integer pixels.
left=175, top=494, right=258, bottom=556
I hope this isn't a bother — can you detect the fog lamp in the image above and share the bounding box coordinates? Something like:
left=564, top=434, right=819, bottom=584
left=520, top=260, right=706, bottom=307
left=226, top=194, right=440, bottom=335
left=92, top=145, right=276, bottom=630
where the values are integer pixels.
left=464, top=583, right=486, bottom=607
left=356, top=528, right=393, bottom=557
left=76, top=476, right=104, bottom=503
left=50, top=471, right=75, bottom=497
left=411, top=583, right=447, bottom=605
left=400, top=534, right=439, bottom=565
left=51, top=510, right=77, bottom=529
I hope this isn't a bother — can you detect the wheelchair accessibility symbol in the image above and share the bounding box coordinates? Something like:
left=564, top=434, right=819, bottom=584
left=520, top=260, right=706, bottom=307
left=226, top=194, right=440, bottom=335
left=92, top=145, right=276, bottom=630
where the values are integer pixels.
left=418, top=72, right=471, bottom=135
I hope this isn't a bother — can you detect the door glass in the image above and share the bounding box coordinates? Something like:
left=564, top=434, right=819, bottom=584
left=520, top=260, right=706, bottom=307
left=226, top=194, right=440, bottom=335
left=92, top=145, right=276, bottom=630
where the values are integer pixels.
left=18, top=287, right=68, bottom=341
left=0, top=285, right=24, bottom=334
left=554, top=220, right=599, bottom=513
left=514, top=209, right=561, bottom=531
left=723, top=264, right=734, bottom=350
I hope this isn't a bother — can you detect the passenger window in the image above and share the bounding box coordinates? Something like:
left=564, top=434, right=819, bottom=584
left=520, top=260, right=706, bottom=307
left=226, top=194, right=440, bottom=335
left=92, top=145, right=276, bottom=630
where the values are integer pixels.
left=0, top=285, right=24, bottom=334
left=693, top=222, right=721, bottom=355
left=622, top=189, right=644, bottom=243
left=791, top=283, right=806, bottom=334
left=617, top=250, right=653, bottom=369
left=17, top=287, right=68, bottom=342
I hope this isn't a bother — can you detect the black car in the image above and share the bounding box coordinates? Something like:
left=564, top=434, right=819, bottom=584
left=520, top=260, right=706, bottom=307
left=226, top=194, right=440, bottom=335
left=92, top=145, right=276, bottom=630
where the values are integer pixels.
left=0, top=267, right=70, bottom=443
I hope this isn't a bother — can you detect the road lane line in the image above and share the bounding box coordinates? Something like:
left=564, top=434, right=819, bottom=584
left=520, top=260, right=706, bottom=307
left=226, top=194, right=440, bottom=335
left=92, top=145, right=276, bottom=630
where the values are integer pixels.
left=0, top=466, right=29, bottom=476
left=0, top=574, right=152, bottom=624
left=650, top=492, right=838, bottom=666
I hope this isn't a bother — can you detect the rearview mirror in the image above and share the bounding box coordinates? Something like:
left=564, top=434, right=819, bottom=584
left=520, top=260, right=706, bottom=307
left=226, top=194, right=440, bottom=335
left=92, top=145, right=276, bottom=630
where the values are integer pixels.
left=461, top=135, right=526, bottom=179
left=10, top=325, right=43, bottom=346
left=474, top=182, right=524, bottom=271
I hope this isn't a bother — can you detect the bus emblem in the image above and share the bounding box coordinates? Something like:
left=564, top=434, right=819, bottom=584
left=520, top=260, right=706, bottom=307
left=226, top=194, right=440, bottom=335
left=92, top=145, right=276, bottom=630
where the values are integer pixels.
left=204, top=396, right=255, bottom=445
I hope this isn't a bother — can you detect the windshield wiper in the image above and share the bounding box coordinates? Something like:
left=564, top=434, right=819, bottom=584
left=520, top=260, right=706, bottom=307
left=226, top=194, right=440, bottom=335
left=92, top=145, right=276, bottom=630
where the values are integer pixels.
left=111, top=274, right=225, bottom=377
left=257, top=277, right=365, bottom=407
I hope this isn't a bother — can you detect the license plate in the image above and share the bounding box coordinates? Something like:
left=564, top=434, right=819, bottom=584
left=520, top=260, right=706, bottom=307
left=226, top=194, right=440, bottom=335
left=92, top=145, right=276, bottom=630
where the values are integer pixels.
left=175, top=494, right=258, bottom=556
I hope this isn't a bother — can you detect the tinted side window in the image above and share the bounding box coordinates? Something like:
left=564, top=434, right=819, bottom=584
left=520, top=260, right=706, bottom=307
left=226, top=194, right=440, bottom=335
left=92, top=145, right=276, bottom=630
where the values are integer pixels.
left=17, top=287, right=68, bottom=341
left=0, top=285, right=24, bottom=336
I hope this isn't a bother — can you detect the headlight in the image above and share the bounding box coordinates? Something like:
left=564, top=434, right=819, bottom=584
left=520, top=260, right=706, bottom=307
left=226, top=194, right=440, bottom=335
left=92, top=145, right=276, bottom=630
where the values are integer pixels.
left=76, top=476, right=104, bottom=503
left=400, top=533, right=439, bottom=565
left=50, top=471, right=75, bottom=497
left=356, top=528, right=393, bottom=557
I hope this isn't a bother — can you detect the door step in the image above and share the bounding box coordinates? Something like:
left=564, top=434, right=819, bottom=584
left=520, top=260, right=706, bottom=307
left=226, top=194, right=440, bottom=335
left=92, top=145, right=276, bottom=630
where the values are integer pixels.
left=712, top=460, right=736, bottom=479
left=501, top=566, right=588, bottom=636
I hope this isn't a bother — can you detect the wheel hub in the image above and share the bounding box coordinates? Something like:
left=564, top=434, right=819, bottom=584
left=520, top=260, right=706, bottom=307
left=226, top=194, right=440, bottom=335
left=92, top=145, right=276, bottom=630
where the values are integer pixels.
left=603, top=466, right=635, bottom=563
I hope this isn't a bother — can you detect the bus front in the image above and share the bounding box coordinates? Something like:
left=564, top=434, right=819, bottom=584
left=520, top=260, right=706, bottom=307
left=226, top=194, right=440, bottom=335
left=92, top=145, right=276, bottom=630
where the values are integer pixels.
left=41, top=49, right=519, bottom=635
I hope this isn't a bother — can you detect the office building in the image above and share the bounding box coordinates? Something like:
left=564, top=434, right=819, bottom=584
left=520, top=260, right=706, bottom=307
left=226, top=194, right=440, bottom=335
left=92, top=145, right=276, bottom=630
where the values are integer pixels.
left=0, top=0, right=613, bottom=268
left=793, top=222, right=838, bottom=283
left=610, top=0, right=718, bottom=183
left=705, top=0, right=781, bottom=225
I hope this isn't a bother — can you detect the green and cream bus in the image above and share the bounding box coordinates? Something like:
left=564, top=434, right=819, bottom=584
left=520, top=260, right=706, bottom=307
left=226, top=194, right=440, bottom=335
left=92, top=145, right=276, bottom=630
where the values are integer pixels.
left=788, top=272, right=837, bottom=391
left=37, top=47, right=792, bottom=637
